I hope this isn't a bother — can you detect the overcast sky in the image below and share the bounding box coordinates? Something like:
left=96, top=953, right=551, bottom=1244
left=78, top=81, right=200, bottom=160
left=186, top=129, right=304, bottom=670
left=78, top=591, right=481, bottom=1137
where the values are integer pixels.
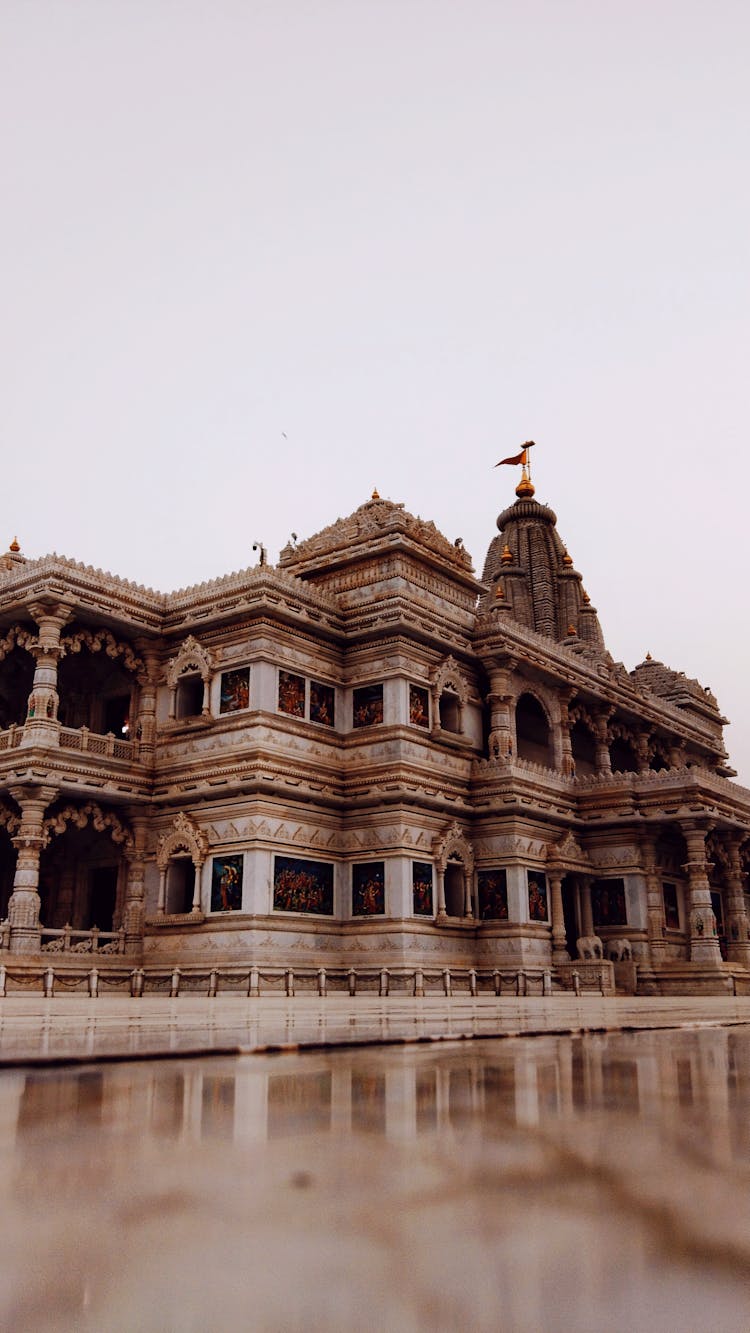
left=2, top=2, right=749, bottom=777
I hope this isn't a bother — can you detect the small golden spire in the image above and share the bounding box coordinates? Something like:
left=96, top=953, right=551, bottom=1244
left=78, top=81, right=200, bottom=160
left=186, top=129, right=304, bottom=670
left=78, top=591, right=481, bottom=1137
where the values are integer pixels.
left=567, top=624, right=577, bottom=636
left=582, top=589, right=590, bottom=605
left=562, top=548, right=573, bottom=567
left=495, top=584, right=505, bottom=599
left=9, top=537, right=20, bottom=553
left=515, top=464, right=535, bottom=499
left=645, top=651, right=652, bottom=661
left=500, top=543, right=513, bottom=566
left=371, top=487, right=380, bottom=500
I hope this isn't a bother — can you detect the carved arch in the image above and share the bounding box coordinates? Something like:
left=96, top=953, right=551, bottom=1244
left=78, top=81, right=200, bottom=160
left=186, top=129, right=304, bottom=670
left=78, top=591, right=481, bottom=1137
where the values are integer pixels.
left=156, top=811, right=209, bottom=871
left=166, top=636, right=215, bottom=689
left=0, top=625, right=37, bottom=662
left=432, top=821, right=475, bottom=875
left=547, top=829, right=590, bottom=873
left=607, top=719, right=639, bottom=746
left=431, top=655, right=468, bottom=707
left=43, top=801, right=134, bottom=854
left=568, top=701, right=597, bottom=733
left=0, top=800, right=21, bottom=838
left=61, top=630, right=147, bottom=683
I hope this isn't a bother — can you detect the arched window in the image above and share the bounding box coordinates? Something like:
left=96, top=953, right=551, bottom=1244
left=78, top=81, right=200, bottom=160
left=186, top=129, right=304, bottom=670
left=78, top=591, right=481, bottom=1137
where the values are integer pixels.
left=516, top=693, right=553, bottom=768
left=439, top=691, right=462, bottom=734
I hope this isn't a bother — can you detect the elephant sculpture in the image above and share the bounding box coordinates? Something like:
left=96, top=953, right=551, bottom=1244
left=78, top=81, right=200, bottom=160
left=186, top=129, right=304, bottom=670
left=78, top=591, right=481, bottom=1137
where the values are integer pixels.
left=606, top=938, right=633, bottom=962
left=576, top=935, right=603, bottom=961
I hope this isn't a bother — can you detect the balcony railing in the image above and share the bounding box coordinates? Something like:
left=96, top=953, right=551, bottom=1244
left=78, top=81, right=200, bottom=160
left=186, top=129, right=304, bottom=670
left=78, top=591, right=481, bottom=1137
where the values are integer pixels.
left=39, top=925, right=127, bottom=955
left=0, top=724, right=23, bottom=752
left=59, top=726, right=139, bottom=761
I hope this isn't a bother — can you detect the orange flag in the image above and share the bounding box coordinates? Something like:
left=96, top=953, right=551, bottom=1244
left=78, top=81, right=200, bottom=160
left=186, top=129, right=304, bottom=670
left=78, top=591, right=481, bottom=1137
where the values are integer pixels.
left=495, top=440, right=535, bottom=467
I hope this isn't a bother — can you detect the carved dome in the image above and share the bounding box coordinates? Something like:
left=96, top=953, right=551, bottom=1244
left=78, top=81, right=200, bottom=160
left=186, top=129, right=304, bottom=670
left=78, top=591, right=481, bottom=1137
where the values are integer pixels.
left=481, top=495, right=606, bottom=650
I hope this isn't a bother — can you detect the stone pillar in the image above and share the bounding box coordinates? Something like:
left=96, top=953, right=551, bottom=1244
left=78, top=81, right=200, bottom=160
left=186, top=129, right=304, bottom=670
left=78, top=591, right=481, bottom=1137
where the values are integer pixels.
left=725, top=839, right=750, bottom=967
left=579, top=875, right=594, bottom=936
left=20, top=605, right=72, bottom=749
left=681, top=823, right=722, bottom=966
left=157, top=867, right=168, bottom=915
left=7, top=786, right=56, bottom=953
left=463, top=869, right=473, bottom=919
left=558, top=699, right=574, bottom=777
left=548, top=868, right=569, bottom=963
left=134, top=645, right=160, bottom=757
left=486, top=665, right=515, bottom=761
left=201, top=676, right=211, bottom=717
left=123, top=817, right=148, bottom=951
left=593, top=712, right=612, bottom=777
left=635, top=730, right=650, bottom=775
left=191, top=860, right=202, bottom=913
left=641, top=838, right=667, bottom=967
left=436, top=867, right=446, bottom=920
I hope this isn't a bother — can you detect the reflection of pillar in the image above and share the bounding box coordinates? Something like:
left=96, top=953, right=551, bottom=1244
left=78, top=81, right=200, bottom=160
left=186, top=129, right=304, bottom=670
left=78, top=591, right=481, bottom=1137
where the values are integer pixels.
left=725, top=839, right=750, bottom=967
left=681, top=823, right=722, bottom=966
left=642, top=838, right=667, bottom=967
left=436, top=867, right=446, bottom=920
left=21, top=605, right=71, bottom=748
left=548, top=869, right=569, bottom=963
left=580, top=875, right=594, bottom=936
left=7, top=786, right=56, bottom=953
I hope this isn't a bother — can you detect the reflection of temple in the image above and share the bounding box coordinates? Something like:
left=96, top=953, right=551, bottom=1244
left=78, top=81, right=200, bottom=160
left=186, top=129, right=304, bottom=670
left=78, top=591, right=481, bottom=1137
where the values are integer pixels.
left=1, top=466, right=750, bottom=993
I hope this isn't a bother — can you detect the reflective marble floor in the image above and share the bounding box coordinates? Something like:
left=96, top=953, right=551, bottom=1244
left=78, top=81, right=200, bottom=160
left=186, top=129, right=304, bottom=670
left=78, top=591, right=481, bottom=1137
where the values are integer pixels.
left=2, top=1026, right=750, bottom=1331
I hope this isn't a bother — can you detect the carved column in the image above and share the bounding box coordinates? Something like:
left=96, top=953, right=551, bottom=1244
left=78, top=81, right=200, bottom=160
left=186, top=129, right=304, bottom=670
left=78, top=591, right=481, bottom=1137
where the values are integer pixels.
left=436, top=868, right=446, bottom=920
left=157, top=867, right=168, bottom=915
left=593, top=711, right=612, bottom=777
left=641, top=837, right=667, bottom=967
left=558, top=698, right=574, bottom=777
left=487, top=666, right=515, bottom=761
left=669, top=740, right=687, bottom=769
left=122, top=817, right=148, bottom=951
left=725, top=838, right=750, bottom=967
left=7, top=786, right=56, bottom=953
left=681, top=823, right=722, bottom=966
left=635, top=730, right=650, bottom=775
left=134, top=645, right=160, bottom=757
left=463, top=869, right=473, bottom=919
left=548, top=868, right=569, bottom=963
left=20, top=605, right=72, bottom=748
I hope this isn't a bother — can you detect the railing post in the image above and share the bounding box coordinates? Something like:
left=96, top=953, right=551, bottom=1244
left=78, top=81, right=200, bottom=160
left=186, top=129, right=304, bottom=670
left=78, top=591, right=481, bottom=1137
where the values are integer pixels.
left=572, top=969, right=581, bottom=996
left=43, top=966, right=54, bottom=998
left=600, top=967, right=607, bottom=997
left=117, top=926, right=126, bottom=954
left=80, top=725, right=90, bottom=751
left=248, top=965, right=260, bottom=998
left=0, top=963, right=6, bottom=996
left=469, top=968, right=478, bottom=997
left=170, top=968, right=181, bottom=998
left=62, top=923, right=72, bottom=952
left=443, top=968, right=452, bottom=997
left=88, top=967, right=99, bottom=998
left=414, top=967, right=424, bottom=998
left=318, top=967, right=327, bottom=997
left=285, top=968, right=294, bottom=998
left=493, top=968, right=501, bottom=996
left=516, top=970, right=527, bottom=997
left=91, top=926, right=100, bottom=953
left=379, top=968, right=389, bottom=997
left=348, top=968, right=356, bottom=997
left=131, top=967, right=144, bottom=997
left=543, top=969, right=552, bottom=996
left=208, top=969, right=218, bottom=997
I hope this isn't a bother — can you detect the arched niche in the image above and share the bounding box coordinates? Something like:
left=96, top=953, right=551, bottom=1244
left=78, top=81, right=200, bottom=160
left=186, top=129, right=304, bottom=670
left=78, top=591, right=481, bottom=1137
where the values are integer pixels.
left=156, top=812, right=208, bottom=916
left=433, top=822, right=475, bottom=919
left=40, top=801, right=134, bottom=931
left=569, top=708, right=597, bottom=777
left=166, top=636, right=215, bottom=721
left=58, top=629, right=146, bottom=737
left=515, top=692, right=554, bottom=768
left=0, top=626, right=36, bottom=729
left=608, top=723, right=639, bottom=774
left=431, top=656, right=468, bottom=737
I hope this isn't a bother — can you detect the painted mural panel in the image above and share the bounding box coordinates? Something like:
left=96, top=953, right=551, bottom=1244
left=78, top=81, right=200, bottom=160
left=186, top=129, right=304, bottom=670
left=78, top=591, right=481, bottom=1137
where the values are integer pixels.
left=663, top=882, right=680, bottom=930
left=412, top=861, right=433, bottom=916
left=352, top=861, right=385, bottom=916
left=527, top=870, right=548, bottom=922
left=592, top=878, right=627, bottom=928
left=273, top=856, right=334, bottom=915
left=353, top=683, right=384, bottom=728
left=219, top=668, right=250, bottom=715
left=278, top=671, right=305, bottom=718
left=210, top=855, right=243, bottom=912
left=478, top=868, right=509, bottom=920
left=409, top=684, right=429, bottom=728
left=310, top=680, right=335, bottom=727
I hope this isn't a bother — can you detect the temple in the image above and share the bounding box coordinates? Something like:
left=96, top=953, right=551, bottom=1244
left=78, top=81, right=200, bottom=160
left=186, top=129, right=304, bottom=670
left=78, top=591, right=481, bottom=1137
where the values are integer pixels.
left=1, top=462, right=749, bottom=996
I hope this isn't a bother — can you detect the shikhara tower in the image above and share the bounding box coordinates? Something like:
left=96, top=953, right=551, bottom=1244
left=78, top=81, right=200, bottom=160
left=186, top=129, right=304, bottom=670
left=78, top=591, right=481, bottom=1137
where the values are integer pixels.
left=0, top=459, right=747, bottom=995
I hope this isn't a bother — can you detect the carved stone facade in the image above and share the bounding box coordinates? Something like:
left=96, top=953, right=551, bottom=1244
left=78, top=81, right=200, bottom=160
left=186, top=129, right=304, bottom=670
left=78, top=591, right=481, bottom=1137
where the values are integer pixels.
left=0, top=479, right=748, bottom=993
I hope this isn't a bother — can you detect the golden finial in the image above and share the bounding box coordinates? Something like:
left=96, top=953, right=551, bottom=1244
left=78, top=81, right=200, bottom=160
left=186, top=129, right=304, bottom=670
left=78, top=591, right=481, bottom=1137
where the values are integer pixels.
left=9, top=537, right=20, bottom=553
left=500, top=543, right=513, bottom=566
left=515, top=464, right=535, bottom=499
left=567, top=624, right=577, bottom=636
left=495, top=584, right=505, bottom=599
left=371, top=487, right=380, bottom=500
left=581, top=589, right=590, bottom=605
left=645, top=651, right=652, bottom=661
left=562, top=548, right=573, bottom=567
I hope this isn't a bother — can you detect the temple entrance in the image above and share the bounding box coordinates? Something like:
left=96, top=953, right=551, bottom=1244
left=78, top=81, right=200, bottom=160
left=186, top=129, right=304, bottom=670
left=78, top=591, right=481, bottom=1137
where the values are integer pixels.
left=562, top=877, right=579, bottom=958
left=516, top=694, right=553, bottom=768
left=38, top=805, right=132, bottom=931
left=57, top=640, right=137, bottom=737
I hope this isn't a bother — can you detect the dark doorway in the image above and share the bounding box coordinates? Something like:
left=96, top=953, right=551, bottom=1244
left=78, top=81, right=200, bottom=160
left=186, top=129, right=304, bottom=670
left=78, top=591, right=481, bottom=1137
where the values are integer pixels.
left=562, top=876, right=579, bottom=958
left=444, top=862, right=464, bottom=916
left=88, top=866, right=118, bottom=931
left=711, top=891, right=727, bottom=961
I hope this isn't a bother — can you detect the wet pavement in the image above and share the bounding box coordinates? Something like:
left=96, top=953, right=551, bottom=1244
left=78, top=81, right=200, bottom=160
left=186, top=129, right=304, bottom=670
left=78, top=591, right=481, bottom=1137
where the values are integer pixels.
left=1, top=1020, right=750, bottom=1329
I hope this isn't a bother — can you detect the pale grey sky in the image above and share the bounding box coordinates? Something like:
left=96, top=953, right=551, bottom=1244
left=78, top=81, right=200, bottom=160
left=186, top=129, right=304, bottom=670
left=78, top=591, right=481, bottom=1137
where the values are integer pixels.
left=2, top=2, right=749, bottom=775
